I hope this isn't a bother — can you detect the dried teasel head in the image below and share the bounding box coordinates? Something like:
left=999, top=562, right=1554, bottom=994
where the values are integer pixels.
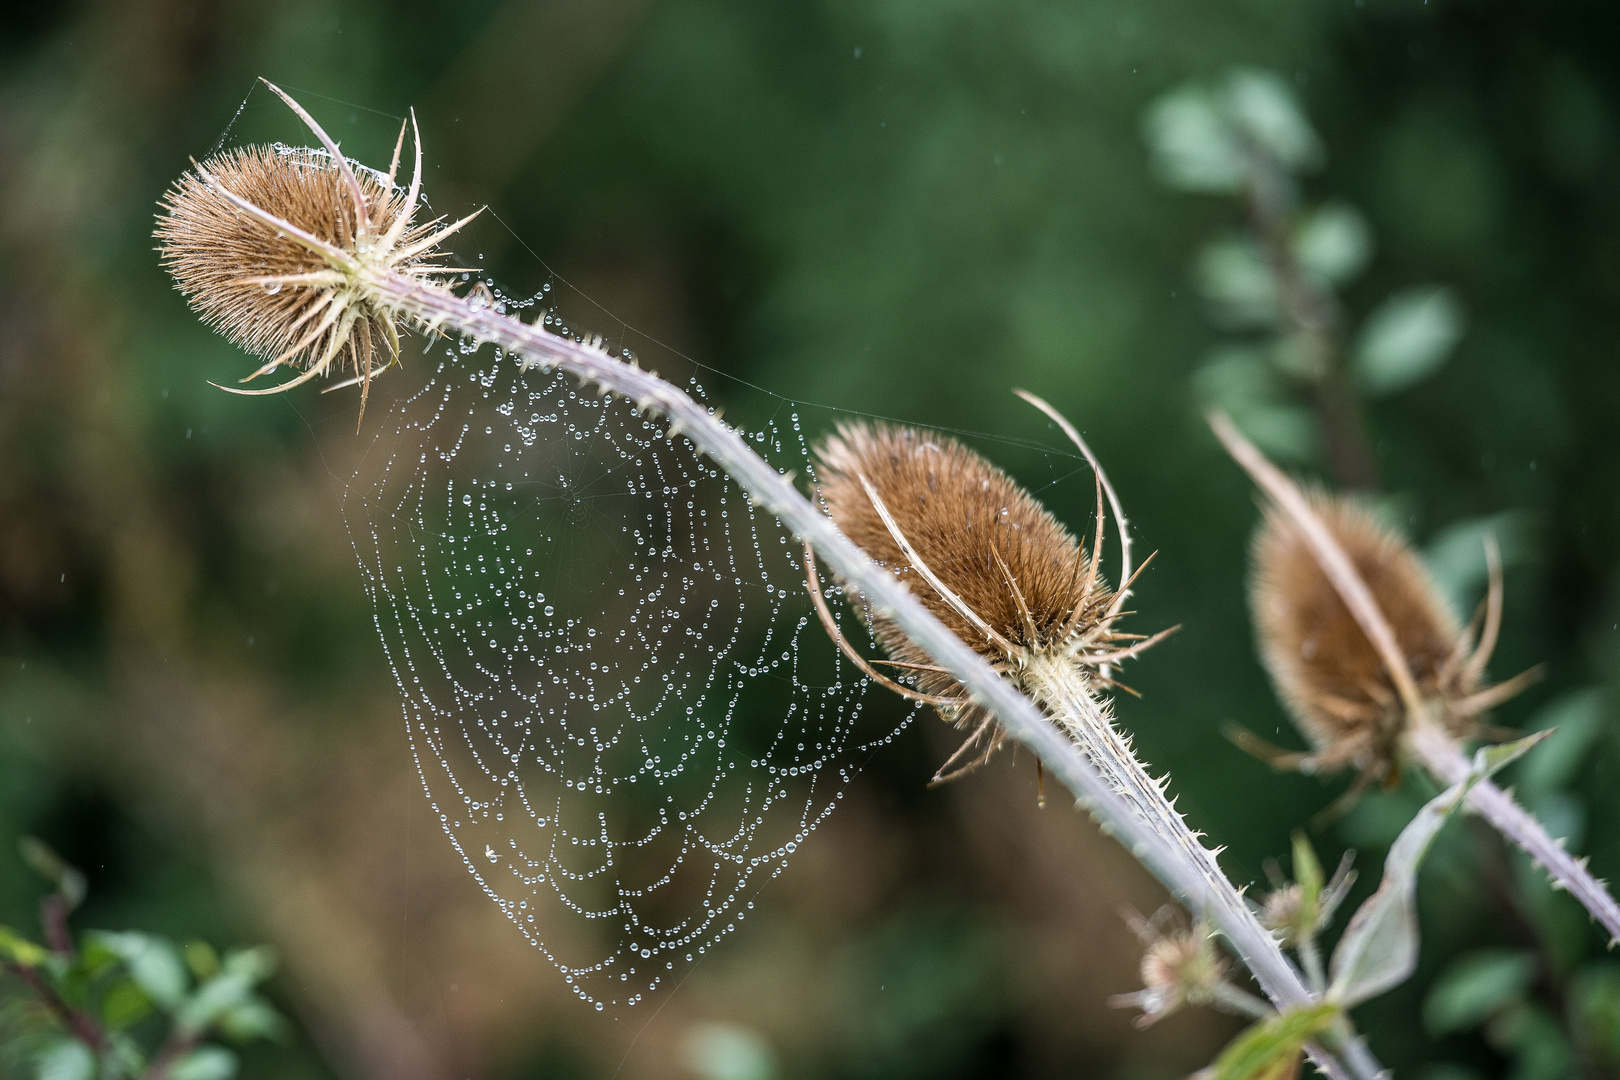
left=1246, top=492, right=1542, bottom=791
left=1109, top=908, right=1231, bottom=1028
left=805, top=402, right=1173, bottom=783
left=155, top=80, right=477, bottom=419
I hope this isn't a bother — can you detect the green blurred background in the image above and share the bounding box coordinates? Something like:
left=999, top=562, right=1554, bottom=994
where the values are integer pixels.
left=3, top=0, right=1620, bottom=1077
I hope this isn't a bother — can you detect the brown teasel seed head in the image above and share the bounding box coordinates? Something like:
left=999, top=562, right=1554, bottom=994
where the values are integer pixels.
left=1249, top=492, right=1478, bottom=776
left=155, top=83, right=474, bottom=416
left=160, top=147, right=406, bottom=388
left=813, top=422, right=1117, bottom=752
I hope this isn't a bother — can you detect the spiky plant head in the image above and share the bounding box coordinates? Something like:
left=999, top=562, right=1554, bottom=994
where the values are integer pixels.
left=1249, top=492, right=1525, bottom=779
left=812, top=421, right=1154, bottom=779
left=818, top=422, right=1111, bottom=661
left=154, top=81, right=474, bottom=415
left=1110, top=910, right=1229, bottom=1028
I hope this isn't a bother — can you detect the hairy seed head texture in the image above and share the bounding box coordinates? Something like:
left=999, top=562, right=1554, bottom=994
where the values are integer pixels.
left=154, top=83, right=474, bottom=417
left=1250, top=493, right=1475, bottom=773
left=815, top=422, right=1116, bottom=755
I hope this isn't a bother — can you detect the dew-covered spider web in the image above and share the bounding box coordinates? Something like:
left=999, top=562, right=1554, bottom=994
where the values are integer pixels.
left=198, top=80, right=1109, bottom=1016
left=345, top=296, right=926, bottom=1010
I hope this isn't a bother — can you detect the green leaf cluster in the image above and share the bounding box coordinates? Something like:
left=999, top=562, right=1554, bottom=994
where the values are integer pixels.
left=0, top=842, right=285, bottom=1080
left=1150, top=68, right=1468, bottom=469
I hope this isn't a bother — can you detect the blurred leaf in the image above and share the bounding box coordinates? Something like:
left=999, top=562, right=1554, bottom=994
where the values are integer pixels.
left=683, top=1022, right=776, bottom=1080
left=1293, top=204, right=1371, bottom=285
left=1414, top=1067, right=1485, bottom=1080
left=0, top=924, right=49, bottom=967
left=1352, top=287, right=1465, bottom=395
left=1292, top=831, right=1324, bottom=908
left=100, top=978, right=156, bottom=1030
left=1331, top=734, right=1543, bottom=1006
left=1235, top=407, right=1318, bottom=466
left=1206, top=1003, right=1337, bottom=1080
left=1528, top=793, right=1586, bottom=855
left=1191, top=348, right=1318, bottom=464
left=218, top=997, right=287, bottom=1043
left=177, top=948, right=277, bottom=1036
left=1226, top=70, right=1322, bottom=172
left=1423, top=949, right=1536, bottom=1035
left=1488, top=1004, right=1573, bottom=1080
left=184, top=941, right=220, bottom=981
left=1518, top=690, right=1607, bottom=799
left=1193, top=347, right=1278, bottom=409
left=1571, top=965, right=1620, bottom=1067
left=1196, top=238, right=1278, bottom=326
left=91, top=931, right=188, bottom=1010
left=218, top=947, right=275, bottom=985
left=34, top=1038, right=94, bottom=1080
left=1476, top=732, right=1552, bottom=776
left=169, top=1046, right=238, bottom=1080
left=1145, top=85, right=1247, bottom=192
left=105, top=1031, right=148, bottom=1079
left=1422, top=510, right=1537, bottom=616
left=18, top=839, right=86, bottom=910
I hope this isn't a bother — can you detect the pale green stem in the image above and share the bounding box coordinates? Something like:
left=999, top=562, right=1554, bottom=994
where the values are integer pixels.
left=1408, top=715, right=1620, bottom=943
left=1211, top=982, right=1276, bottom=1021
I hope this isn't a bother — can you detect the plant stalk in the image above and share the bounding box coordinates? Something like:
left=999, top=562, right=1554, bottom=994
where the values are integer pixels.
left=1242, top=146, right=1379, bottom=492
left=1407, top=717, right=1620, bottom=942
left=368, top=267, right=1384, bottom=1080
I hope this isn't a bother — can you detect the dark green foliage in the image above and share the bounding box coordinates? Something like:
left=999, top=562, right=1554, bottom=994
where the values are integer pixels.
left=3, top=1, right=1620, bottom=1078
left=0, top=843, right=284, bottom=1080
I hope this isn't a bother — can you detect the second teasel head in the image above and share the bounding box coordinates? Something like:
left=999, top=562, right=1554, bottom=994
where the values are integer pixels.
left=1248, top=492, right=1540, bottom=786
left=808, top=418, right=1169, bottom=782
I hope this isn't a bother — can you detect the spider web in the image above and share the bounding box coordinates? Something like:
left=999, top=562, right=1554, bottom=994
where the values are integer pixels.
left=346, top=301, right=918, bottom=1010
left=198, top=82, right=1100, bottom=1015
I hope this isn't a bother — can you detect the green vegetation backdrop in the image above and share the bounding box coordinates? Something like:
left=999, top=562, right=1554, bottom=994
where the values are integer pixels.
left=2, top=1, right=1618, bottom=1078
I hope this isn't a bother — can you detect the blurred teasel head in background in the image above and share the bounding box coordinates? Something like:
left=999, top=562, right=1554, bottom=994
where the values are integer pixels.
left=1247, top=492, right=1540, bottom=790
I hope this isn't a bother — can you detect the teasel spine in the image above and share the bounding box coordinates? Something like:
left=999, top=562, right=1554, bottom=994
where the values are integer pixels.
left=1212, top=410, right=1620, bottom=944
left=158, top=90, right=1384, bottom=1080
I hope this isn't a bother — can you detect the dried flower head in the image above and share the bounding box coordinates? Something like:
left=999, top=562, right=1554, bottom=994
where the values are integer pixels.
left=155, top=80, right=475, bottom=417
left=1247, top=492, right=1540, bottom=788
left=806, top=410, right=1171, bottom=782
left=1257, top=838, right=1355, bottom=949
left=1110, top=908, right=1232, bottom=1028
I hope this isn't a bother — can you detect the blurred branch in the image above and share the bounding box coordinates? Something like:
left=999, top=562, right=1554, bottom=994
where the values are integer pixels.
left=1239, top=138, right=1380, bottom=491
left=4, top=961, right=108, bottom=1053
